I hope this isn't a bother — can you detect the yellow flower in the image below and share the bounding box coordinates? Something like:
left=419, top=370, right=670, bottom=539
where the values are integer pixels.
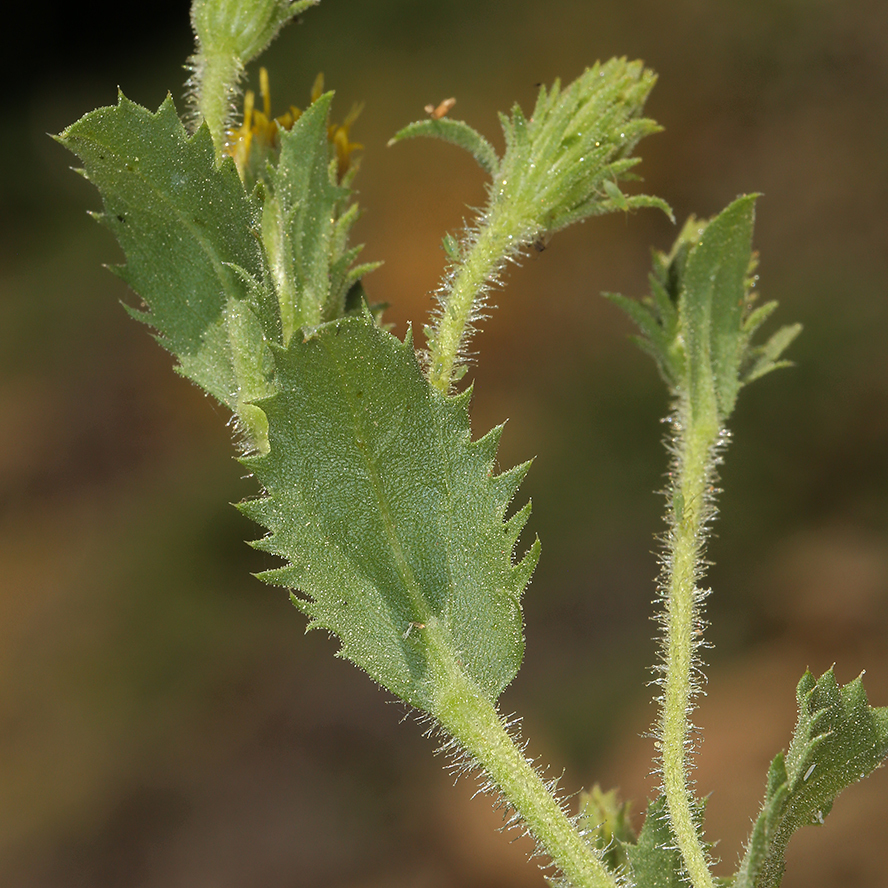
left=225, top=68, right=362, bottom=183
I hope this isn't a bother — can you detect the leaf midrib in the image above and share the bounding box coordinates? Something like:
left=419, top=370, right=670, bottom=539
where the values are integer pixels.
left=323, top=333, right=442, bottom=631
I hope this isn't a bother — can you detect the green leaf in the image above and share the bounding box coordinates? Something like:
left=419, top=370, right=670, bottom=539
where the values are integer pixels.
left=239, top=316, right=539, bottom=710
left=607, top=196, right=800, bottom=424
left=262, top=92, right=350, bottom=340
left=741, top=322, right=802, bottom=386
left=56, top=93, right=269, bottom=410
left=680, top=194, right=757, bottom=420
left=495, top=59, right=672, bottom=235
left=388, top=117, right=500, bottom=177
left=733, top=668, right=888, bottom=888
left=624, top=797, right=690, bottom=888
left=259, top=90, right=380, bottom=342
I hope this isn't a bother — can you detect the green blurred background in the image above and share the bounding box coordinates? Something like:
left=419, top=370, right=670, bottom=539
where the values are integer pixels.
left=2, top=1, right=887, bottom=885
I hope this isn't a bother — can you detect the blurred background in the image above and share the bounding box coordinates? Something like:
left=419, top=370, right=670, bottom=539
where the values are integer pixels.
left=2, top=0, right=887, bottom=885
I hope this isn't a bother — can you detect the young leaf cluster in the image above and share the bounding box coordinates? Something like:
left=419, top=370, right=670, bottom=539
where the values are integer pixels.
left=391, top=58, right=671, bottom=237
left=390, top=57, right=672, bottom=392
left=607, top=195, right=801, bottom=427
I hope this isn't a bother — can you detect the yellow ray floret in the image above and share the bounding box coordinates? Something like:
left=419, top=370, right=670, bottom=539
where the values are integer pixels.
left=225, top=68, right=363, bottom=182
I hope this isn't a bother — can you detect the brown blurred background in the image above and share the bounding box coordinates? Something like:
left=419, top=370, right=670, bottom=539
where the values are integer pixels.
left=2, top=1, right=887, bottom=886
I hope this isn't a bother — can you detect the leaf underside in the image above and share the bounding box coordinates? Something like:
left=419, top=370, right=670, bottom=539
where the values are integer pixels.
left=240, top=316, right=539, bottom=711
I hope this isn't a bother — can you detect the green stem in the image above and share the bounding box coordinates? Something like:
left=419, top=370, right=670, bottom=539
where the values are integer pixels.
left=659, top=404, right=720, bottom=888
left=191, top=48, right=243, bottom=159
left=425, top=620, right=618, bottom=888
left=427, top=199, right=530, bottom=393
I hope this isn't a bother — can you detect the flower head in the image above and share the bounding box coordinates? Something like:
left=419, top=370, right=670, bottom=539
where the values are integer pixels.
left=225, top=68, right=362, bottom=185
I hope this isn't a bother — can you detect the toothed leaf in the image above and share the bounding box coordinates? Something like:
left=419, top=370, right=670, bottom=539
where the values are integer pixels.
left=239, top=316, right=539, bottom=710
left=56, top=93, right=270, bottom=410
left=733, top=668, right=888, bottom=888
left=262, top=92, right=376, bottom=340
left=388, top=117, right=500, bottom=177
left=608, top=195, right=800, bottom=424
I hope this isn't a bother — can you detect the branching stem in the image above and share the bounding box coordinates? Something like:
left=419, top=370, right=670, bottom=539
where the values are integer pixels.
left=659, top=402, right=721, bottom=888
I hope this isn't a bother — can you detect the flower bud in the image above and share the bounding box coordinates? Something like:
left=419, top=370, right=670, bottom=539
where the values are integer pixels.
left=191, top=0, right=317, bottom=69
left=186, top=0, right=318, bottom=157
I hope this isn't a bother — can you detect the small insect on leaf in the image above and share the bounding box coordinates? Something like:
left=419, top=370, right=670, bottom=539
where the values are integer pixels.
left=603, top=179, right=629, bottom=211
left=442, top=232, right=461, bottom=261
left=425, top=97, right=457, bottom=120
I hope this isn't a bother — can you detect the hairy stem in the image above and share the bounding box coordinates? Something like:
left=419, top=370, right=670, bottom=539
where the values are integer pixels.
left=424, top=619, right=618, bottom=888
left=189, top=49, right=243, bottom=157
left=427, top=199, right=532, bottom=393
left=659, top=403, right=721, bottom=888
